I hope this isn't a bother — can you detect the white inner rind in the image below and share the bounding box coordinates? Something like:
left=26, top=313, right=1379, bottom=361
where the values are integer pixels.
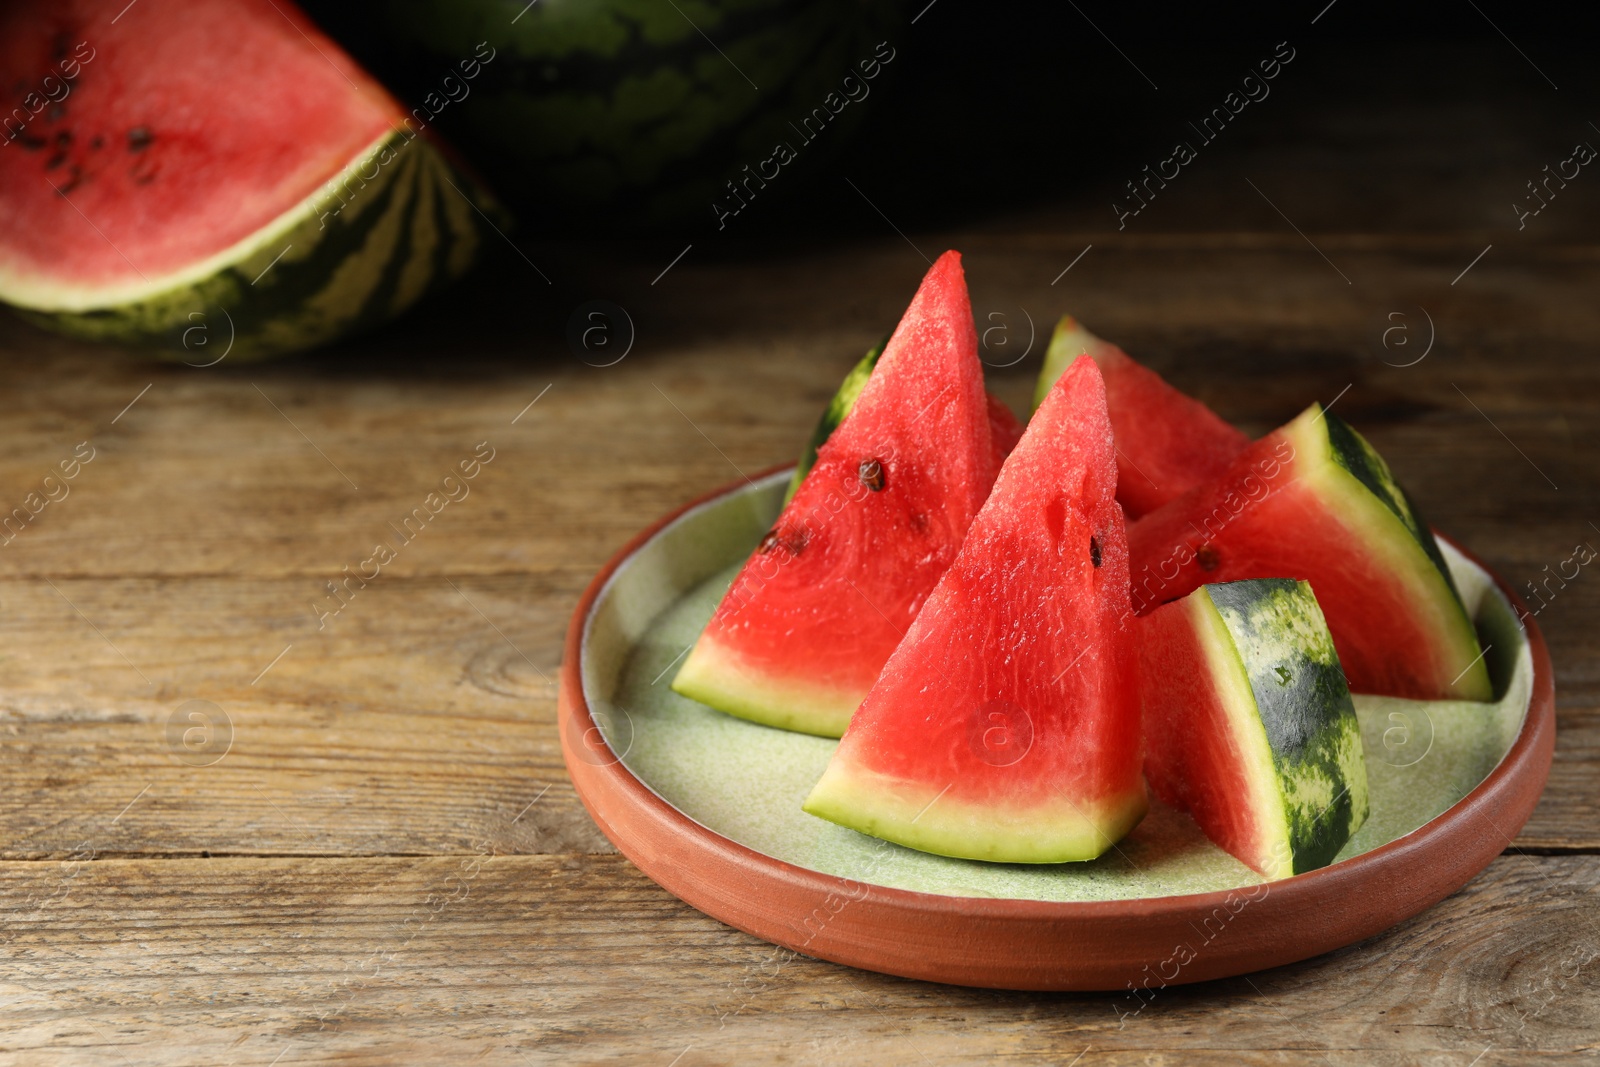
left=672, top=634, right=862, bottom=739
left=804, top=759, right=1149, bottom=865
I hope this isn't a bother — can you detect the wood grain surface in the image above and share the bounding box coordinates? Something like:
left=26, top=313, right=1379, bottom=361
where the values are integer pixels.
left=3, top=855, right=1597, bottom=1065
left=2, top=217, right=1598, bottom=1059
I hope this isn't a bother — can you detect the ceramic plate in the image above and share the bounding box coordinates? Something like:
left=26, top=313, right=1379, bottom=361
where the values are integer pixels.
left=559, top=468, right=1554, bottom=990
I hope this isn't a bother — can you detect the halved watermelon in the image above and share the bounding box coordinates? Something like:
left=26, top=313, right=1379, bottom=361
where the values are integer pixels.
left=803, top=356, right=1146, bottom=863
left=1141, top=579, right=1369, bottom=878
left=0, top=0, right=495, bottom=360
left=1127, top=404, right=1491, bottom=702
left=1034, top=315, right=1249, bottom=518
left=672, top=250, right=996, bottom=738
left=784, top=339, right=1023, bottom=505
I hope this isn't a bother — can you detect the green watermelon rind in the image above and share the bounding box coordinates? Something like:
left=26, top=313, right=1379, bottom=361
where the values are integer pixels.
left=8, top=131, right=495, bottom=362
left=672, top=633, right=858, bottom=738
left=1291, top=406, right=1492, bottom=701
left=781, top=337, right=886, bottom=505
left=1197, top=579, right=1370, bottom=877
left=1322, top=411, right=1463, bottom=603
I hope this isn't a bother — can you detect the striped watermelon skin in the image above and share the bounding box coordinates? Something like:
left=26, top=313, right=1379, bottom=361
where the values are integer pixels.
left=1141, top=579, right=1369, bottom=879
left=0, top=0, right=498, bottom=361
left=18, top=132, right=493, bottom=362
left=359, top=0, right=905, bottom=224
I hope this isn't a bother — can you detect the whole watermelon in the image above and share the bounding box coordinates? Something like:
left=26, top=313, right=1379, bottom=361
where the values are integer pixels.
left=340, top=0, right=906, bottom=228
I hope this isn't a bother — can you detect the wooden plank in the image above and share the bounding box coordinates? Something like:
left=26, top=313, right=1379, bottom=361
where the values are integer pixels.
left=2, top=854, right=1595, bottom=1065
left=0, top=574, right=597, bottom=859
left=1523, top=703, right=1600, bottom=850
left=0, top=234, right=1595, bottom=857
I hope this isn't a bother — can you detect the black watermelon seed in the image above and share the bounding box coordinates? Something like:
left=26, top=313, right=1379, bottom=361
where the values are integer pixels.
left=758, top=526, right=808, bottom=555
left=1196, top=544, right=1221, bottom=571
left=858, top=458, right=885, bottom=491
left=1089, top=535, right=1102, bottom=567
left=127, top=126, right=152, bottom=151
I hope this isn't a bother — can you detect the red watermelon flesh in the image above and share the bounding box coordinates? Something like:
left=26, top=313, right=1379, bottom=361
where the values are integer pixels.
left=803, top=355, right=1147, bottom=863
left=672, top=250, right=996, bottom=738
left=1126, top=404, right=1491, bottom=701
left=1037, top=317, right=1250, bottom=518
left=1141, top=594, right=1274, bottom=869
left=0, top=0, right=403, bottom=305
left=986, top=392, right=1024, bottom=474
left=1100, top=345, right=1251, bottom=518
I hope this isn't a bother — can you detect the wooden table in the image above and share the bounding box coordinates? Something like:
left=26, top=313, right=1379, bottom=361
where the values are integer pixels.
left=2, top=217, right=1597, bottom=1064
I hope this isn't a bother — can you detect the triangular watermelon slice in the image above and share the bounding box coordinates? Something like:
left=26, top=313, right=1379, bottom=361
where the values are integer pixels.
left=672, top=251, right=995, bottom=738
left=1127, top=404, right=1491, bottom=701
left=803, top=355, right=1147, bottom=863
left=783, top=339, right=1024, bottom=506
left=1035, top=316, right=1249, bottom=518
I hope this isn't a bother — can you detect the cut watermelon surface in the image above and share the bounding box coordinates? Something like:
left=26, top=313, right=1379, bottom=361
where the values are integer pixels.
left=803, top=356, right=1147, bottom=863
left=0, top=0, right=493, bottom=359
left=672, top=251, right=996, bottom=737
left=1128, top=404, right=1491, bottom=702
left=1142, top=579, right=1369, bottom=878
left=986, top=392, right=1024, bottom=473
left=1035, top=316, right=1250, bottom=518
left=784, top=339, right=1023, bottom=505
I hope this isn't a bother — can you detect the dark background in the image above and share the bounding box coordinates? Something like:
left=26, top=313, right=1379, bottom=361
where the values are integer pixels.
left=307, top=0, right=1600, bottom=356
